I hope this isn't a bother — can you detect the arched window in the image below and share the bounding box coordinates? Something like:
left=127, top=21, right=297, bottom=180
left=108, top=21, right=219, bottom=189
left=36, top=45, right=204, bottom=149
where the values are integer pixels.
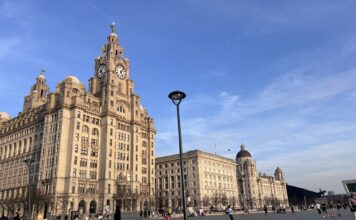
left=142, top=141, right=147, bottom=148
left=79, top=200, right=86, bottom=214
left=89, top=200, right=97, bottom=214
left=73, top=88, right=79, bottom=94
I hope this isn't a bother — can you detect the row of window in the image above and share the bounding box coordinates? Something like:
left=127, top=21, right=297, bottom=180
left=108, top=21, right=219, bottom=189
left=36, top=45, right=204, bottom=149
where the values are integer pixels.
left=0, top=117, right=43, bottom=135
left=76, top=124, right=100, bottom=136
left=157, top=159, right=196, bottom=169
left=73, top=169, right=97, bottom=179
left=77, top=112, right=100, bottom=125
left=0, top=134, right=41, bottom=159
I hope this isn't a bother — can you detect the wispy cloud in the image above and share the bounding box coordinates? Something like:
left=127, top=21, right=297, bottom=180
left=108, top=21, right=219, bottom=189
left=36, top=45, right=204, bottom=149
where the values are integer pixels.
left=156, top=40, right=356, bottom=193
left=0, top=38, right=21, bottom=59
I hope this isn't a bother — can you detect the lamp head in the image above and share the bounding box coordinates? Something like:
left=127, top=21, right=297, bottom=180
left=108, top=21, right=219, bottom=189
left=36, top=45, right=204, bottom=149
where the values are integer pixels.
left=168, top=90, right=186, bottom=105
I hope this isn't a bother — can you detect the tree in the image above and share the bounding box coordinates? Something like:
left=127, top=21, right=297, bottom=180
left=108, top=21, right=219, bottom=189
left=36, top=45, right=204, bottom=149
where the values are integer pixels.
left=202, top=196, right=210, bottom=209
left=263, top=197, right=272, bottom=206
left=228, top=196, right=238, bottom=208
left=212, top=193, right=221, bottom=208
left=221, top=194, right=228, bottom=207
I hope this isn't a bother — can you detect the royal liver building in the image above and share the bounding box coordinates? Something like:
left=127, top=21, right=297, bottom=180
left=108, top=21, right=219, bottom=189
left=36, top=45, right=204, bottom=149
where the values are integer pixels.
left=0, top=25, right=155, bottom=219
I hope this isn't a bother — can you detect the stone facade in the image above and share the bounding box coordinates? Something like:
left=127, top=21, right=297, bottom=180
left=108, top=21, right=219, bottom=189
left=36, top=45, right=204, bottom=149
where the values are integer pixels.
left=236, top=144, right=288, bottom=209
left=155, top=150, right=239, bottom=211
left=0, top=28, right=155, bottom=219
left=155, top=146, right=288, bottom=211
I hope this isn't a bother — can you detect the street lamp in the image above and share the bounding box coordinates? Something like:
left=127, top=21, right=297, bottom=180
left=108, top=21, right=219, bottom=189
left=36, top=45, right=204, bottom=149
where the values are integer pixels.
left=24, top=158, right=34, bottom=220
left=168, top=90, right=187, bottom=220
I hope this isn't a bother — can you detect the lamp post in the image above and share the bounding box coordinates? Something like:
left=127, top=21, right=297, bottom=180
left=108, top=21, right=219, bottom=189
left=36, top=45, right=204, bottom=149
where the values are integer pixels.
left=24, top=158, right=34, bottom=220
left=168, top=90, right=187, bottom=220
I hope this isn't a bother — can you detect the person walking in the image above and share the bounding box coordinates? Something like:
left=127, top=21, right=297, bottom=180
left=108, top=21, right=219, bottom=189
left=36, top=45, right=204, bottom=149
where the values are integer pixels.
left=349, top=193, right=356, bottom=220
left=316, top=203, right=321, bottom=215
left=13, top=213, right=20, bottom=220
left=321, top=202, right=328, bottom=218
left=291, top=206, right=294, bottom=214
left=114, top=204, right=121, bottom=220
left=328, top=200, right=336, bottom=217
left=225, top=205, right=234, bottom=220
left=0, top=214, right=7, bottom=220
left=336, top=203, right=342, bottom=216
left=263, top=205, right=268, bottom=215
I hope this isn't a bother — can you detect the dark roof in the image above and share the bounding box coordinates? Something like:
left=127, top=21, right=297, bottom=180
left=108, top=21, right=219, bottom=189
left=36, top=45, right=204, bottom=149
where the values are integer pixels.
left=236, top=144, right=252, bottom=159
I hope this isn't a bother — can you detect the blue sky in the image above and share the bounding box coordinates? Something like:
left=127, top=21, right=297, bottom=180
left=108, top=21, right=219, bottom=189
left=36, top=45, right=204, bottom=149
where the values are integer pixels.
left=1, top=0, right=356, bottom=193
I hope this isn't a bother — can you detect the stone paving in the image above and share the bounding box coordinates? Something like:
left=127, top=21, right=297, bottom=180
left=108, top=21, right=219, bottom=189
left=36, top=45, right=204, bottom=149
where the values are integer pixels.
left=130, top=209, right=355, bottom=220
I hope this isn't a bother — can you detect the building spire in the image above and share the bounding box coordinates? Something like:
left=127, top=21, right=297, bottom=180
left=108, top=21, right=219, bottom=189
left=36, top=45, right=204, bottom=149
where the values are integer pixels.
left=109, top=22, right=116, bottom=33
left=240, top=143, right=245, bottom=151
left=39, top=68, right=46, bottom=76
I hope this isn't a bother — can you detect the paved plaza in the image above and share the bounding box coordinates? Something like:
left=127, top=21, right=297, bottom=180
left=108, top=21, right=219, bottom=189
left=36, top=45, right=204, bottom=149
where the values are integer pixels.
left=140, top=209, right=355, bottom=220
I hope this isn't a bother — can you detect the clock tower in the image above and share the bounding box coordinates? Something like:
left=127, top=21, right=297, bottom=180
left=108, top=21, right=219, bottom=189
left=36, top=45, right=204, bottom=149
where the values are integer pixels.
left=88, top=23, right=156, bottom=212
left=89, top=23, right=134, bottom=113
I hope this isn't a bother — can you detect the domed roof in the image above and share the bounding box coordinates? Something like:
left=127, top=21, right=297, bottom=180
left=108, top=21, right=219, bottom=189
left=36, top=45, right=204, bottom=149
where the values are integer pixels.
left=275, top=167, right=283, bottom=173
left=109, top=32, right=118, bottom=37
left=0, top=112, right=11, bottom=120
left=64, top=75, right=81, bottom=84
left=236, top=144, right=252, bottom=159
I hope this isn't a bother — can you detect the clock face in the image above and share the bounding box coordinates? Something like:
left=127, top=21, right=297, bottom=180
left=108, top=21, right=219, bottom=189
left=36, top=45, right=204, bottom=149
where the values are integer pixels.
left=116, top=64, right=126, bottom=79
left=97, top=64, right=107, bottom=79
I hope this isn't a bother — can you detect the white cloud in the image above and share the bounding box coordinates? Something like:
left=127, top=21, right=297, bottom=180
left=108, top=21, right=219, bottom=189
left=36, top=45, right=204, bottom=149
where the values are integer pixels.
left=156, top=65, right=356, bottom=193
left=219, top=92, right=239, bottom=111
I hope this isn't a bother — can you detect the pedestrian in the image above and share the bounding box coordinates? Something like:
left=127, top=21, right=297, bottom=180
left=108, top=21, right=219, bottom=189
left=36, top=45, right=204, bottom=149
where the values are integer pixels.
left=282, top=204, right=286, bottom=214
left=140, top=210, right=143, bottom=218
left=291, top=206, right=294, bottom=214
left=336, top=203, right=342, bottom=216
left=144, top=210, right=147, bottom=218
left=263, top=205, right=268, bottom=215
left=0, top=214, right=7, bottom=220
left=349, top=193, right=356, bottom=220
left=225, top=205, right=234, bottom=220
left=316, top=203, right=321, bottom=214
left=272, top=205, right=275, bottom=213
left=114, top=204, right=121, bottom=220
left=328, top=200, right=336, bottom=217
left=321, top=202, right=328, bottom=218
left=167, top=207, right=171, bottom=217
left=13, top=213, right=20, bottom=220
